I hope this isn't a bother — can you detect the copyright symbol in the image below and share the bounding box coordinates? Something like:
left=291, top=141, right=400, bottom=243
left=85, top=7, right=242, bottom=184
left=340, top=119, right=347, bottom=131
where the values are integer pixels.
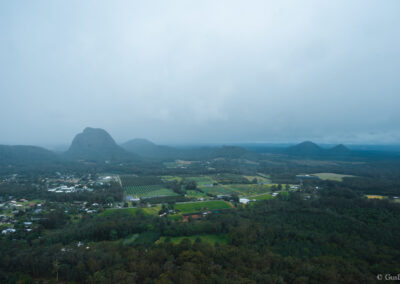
left=377, top=274, right=383, bottom=280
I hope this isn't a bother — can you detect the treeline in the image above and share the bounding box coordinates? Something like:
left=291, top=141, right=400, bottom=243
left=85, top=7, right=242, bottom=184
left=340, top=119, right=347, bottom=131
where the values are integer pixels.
left=1, top=184, right=400, bottom=283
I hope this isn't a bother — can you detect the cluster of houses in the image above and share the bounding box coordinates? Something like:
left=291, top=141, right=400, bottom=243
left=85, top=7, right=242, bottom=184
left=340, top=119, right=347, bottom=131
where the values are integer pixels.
left=0, top=214, right=16, bottom=234
left=0, top=215, right=34, bottom=235
left=46, top=175, right=117, bottom=194
left=0, top=198, right=39, bottom=211
left=47, top=185, right=93, bottom=193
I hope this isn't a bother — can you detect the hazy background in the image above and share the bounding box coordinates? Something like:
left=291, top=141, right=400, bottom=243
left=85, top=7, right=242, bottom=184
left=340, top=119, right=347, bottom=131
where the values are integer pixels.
left=1, top=0, right=400, bottom=147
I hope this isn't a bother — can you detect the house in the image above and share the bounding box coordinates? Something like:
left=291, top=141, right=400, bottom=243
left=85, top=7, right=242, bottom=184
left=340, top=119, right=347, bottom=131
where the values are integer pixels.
left=126, top=195, right=140, bottom=202
left=239, top=198, right=250, bottom=204
left=2, top=228, right=16, bottom=234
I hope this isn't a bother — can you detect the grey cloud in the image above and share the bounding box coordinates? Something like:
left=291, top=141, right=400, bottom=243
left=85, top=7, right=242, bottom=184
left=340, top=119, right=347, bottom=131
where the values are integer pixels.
left=0, top=0, right=399, bottom=146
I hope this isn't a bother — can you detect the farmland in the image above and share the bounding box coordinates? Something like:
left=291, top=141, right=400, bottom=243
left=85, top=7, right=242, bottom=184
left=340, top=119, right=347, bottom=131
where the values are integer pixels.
left=182, top=174, right=279, bottom=197
left=120, top=175, right=177, bottom=198
left=119, top=173, right=294, bottom=200
left=251, top=193, right=274, bottom=201
left=100, top=206, right=162, bottom=217
left=124, top=185, right=178, bottom=198
left=224, top=183, right=278, bottom=196
left=311, top=173, right=355, bottom=181
left=174, top=200, right=233, bottom=214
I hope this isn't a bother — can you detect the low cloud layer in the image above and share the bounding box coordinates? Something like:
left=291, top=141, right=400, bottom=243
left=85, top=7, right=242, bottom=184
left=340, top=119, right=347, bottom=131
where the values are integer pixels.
left=1, top=0, right=400, bottom=145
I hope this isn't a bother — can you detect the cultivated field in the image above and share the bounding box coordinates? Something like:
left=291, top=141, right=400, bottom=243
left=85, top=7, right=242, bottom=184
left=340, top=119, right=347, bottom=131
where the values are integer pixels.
left=120, top=175, right=177, bottom=198
left=311, top=173, right=355, bottom=181
left=251, top=193, right=274, bottom=201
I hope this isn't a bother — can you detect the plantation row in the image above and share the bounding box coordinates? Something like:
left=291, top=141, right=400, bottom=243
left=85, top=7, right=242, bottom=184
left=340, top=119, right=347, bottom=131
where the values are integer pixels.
left=120, top=175, right=162, bottom=187
left=125, top=185, right=164, bottom=195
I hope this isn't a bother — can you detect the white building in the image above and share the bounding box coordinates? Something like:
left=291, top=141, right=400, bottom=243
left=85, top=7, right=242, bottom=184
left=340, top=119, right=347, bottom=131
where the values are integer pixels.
left=239, top=198, right=250, bottom=204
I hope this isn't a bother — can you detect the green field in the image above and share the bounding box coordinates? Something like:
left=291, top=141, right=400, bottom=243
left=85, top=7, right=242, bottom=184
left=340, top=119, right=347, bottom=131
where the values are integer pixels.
left=224, top=184, right=278, bottom=196
left=100, top=206, right=161, bottom=217
left=157, top=234, right=228, bottom=245
left=186, top=176, right=215, bottom=185
left=162, top=175, right=183, bottom=182
left=120, top=175, right=178, bottom=198
left=163, top=160, right=193, bottom=168
left=125, top=185, right=178, bottom=198
left=174, top=200, right=232, bottom=214
left=251, top=193, right=274, bottom=201
left=164, top=161, right=180, bottom=168
left=199, top=185, right=236, bottom=195
left=185, top=190, right=207, bottom=198
left=244, top=175, right=271, bottom=183
left=212, top=174, right=250, bottom=184
left=312, top=173, right=355, bottom=181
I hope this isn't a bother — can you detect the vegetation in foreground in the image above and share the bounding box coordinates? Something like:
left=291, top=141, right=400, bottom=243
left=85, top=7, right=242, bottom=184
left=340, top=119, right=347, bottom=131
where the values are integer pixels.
left=1, top=183, right=400, bottom=283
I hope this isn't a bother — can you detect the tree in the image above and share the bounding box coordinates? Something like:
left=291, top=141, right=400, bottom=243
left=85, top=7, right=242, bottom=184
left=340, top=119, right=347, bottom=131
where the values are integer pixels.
left=53, top=260, right=60, bottom=282
left=185, top=181, right=197, bottom=191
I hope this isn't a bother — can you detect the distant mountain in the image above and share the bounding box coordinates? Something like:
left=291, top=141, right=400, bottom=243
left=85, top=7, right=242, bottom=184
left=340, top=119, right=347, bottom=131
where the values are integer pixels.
left=285, top=141, right=352, bottom=158
left=210, top=146, right=259, bottom=160
left=0, top=145, right=60, bottom=165
left=121, top=138, right=181, bottom=159
left=285, top=141, right=325, bottom=157
left=122, top=139, right=258, bottom=161
left=65, top=127, right=137, bottom=162
left=328, top=144, right=351, bottom=156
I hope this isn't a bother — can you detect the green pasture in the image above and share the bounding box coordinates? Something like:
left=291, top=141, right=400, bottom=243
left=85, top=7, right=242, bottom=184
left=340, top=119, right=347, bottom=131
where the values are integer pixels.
left=311, top=173, right=355, bottom=181
left=174, top=200, right=232, bottom=214
left=100, top=206, right=161, bottom=217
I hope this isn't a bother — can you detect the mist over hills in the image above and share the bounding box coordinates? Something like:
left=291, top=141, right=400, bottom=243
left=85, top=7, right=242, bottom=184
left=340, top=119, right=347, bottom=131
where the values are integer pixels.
left=121, top=138, right=181, bottom=159
left=0, top=145, right=60, bottom=166
left=284, top=141, right=351, bottom=158
left=121, top=138, right=261, bottom=160
left=2, top=126, right=396, bottom=168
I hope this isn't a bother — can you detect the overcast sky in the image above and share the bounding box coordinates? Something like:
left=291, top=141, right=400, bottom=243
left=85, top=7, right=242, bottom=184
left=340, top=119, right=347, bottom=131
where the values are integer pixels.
left=1, top=0, right=400, bottom=147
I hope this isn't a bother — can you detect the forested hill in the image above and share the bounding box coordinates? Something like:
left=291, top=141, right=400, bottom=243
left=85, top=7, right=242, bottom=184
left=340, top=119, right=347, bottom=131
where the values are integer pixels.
left=284, top=141, right=352, bottom=158
left=122, top=139, right=258, bottom=160
left=0, top=145, right=60, bottom=166
left=121, top=138, right=182, bottom=159
left=65, top=127, right=139, bottom=162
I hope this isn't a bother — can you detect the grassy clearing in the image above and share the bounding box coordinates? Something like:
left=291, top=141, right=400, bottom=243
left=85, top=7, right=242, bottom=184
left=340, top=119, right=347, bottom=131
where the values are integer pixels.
left=186, top=176, right=215, bottom=185
left=312, top=173, right=355, bottom=182
left=366, top=195, right=384, bottom=200
left=244, top=175, right=270, bottom=183
left=224, top=184, right=278, bottom=196
left=167, top=214, right=182, bottom=221
left=141, top=188, right=178, bottom=198
left=162, top=176, right=182, bottom=182
left=164, top=160, right=193, bottom=168
left=100, top=206, right=161, bottom=217
left=163, top=162, right=180, bottom=168
left=123, top=234, right=139, bottom=245
left=199, top=185, right=236, bottom=195
left=174, top=200, right=232, bottom=214
left=157, top=234, right=228, bottom=245
left=185, top=190, right=207, bottom=199
left=251, top=193, right=274, bottom=201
